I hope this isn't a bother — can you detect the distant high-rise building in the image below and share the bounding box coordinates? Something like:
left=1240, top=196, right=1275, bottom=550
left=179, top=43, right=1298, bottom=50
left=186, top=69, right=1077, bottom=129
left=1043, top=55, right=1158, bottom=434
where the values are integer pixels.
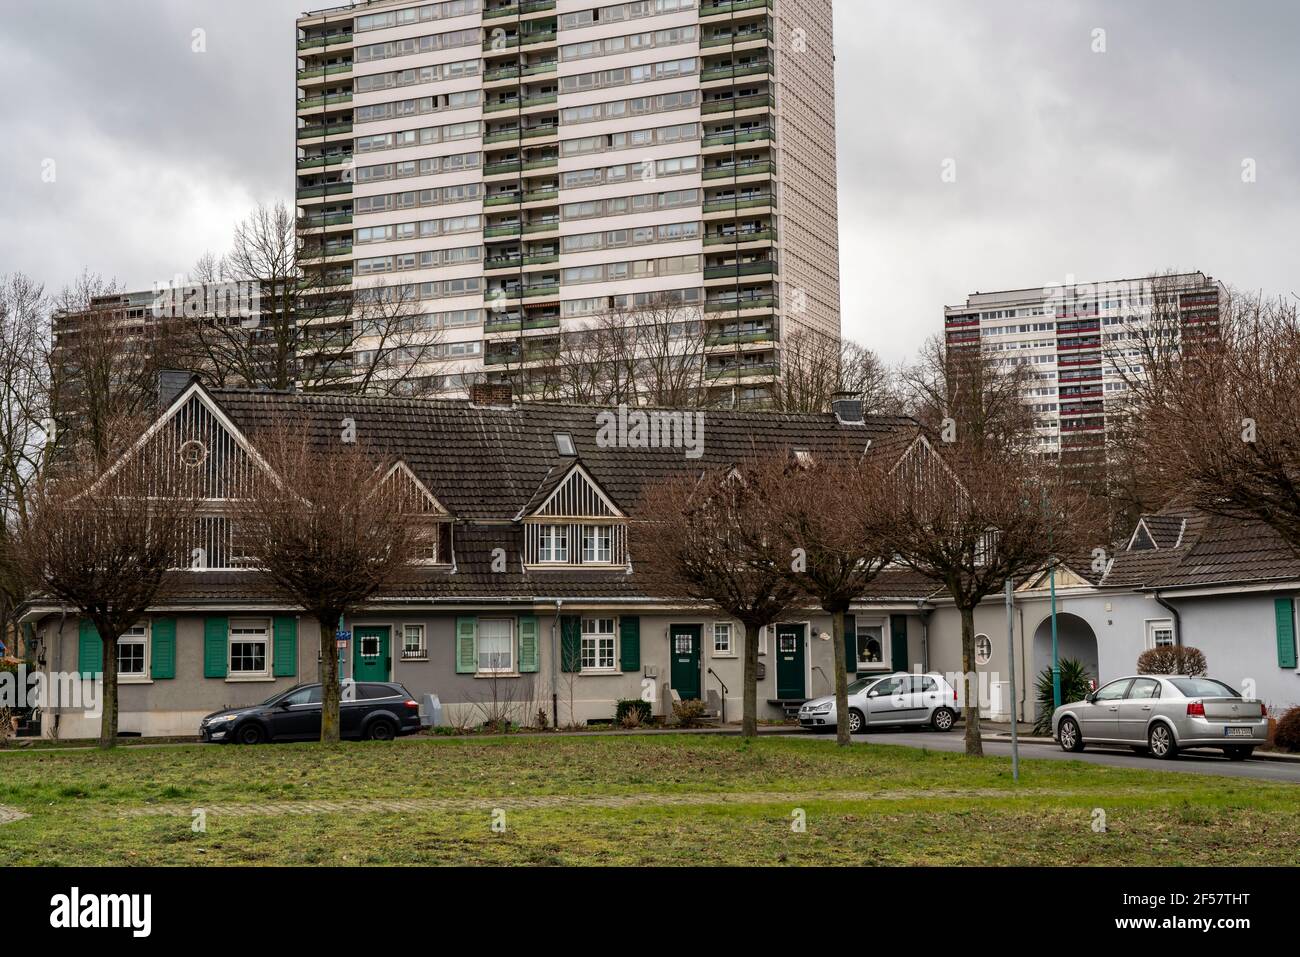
left=943, top=272, right=1222, bottom=457
left=295, top=0, right=841, bottom=404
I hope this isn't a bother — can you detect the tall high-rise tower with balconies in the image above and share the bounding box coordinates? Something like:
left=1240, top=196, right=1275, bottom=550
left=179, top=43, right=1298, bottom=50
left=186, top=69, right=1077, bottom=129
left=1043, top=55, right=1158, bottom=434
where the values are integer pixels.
left=295, top=0, right=841, bottom=404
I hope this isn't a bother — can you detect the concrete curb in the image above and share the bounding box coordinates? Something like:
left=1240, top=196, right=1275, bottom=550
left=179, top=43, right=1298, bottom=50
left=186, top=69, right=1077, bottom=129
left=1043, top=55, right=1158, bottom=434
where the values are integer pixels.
left=982, top=732, right=1300, bottom=762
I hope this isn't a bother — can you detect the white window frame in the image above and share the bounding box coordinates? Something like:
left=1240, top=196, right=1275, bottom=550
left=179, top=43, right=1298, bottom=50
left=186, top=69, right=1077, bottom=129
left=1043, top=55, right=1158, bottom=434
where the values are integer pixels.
left=581, top=523, right=613, bottom=564
left=855, top=617, right=889, bottom=670
left=537, top=523, right=569, bottom=563
left=580, top=617, right=618, bottom=673
left=476, top=618, right=515, bottom=675
left=402, top=622, right=427, bottom=660
left=712, top=621, right=734, bottom=657
left=228, top=618, right=272, bottom=680
left=1144, top=618, right=1174, bottom=650
left=117, top=624, right=150, bottom=682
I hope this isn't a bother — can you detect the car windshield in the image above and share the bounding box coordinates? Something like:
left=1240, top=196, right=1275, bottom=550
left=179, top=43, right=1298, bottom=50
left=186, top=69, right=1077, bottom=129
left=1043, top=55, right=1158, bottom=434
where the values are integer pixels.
left=1169, top=677, right=1239, bottom=698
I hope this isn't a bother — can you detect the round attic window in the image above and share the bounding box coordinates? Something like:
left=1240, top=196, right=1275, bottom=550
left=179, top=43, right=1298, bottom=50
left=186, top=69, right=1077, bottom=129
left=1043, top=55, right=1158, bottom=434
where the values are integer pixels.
left=178, top=439, right=209, bottom=467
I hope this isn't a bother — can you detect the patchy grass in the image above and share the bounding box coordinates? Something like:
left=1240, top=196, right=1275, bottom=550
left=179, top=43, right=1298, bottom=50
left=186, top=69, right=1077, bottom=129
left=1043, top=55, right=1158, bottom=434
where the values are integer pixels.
left=0, top=734, right=1295, bottom=865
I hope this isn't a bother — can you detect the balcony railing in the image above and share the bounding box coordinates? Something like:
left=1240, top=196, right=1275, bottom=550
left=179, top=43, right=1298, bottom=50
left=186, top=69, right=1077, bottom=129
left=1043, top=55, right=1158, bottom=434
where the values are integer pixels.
left=703, top=160, right=774, bottom=180
left=701, top=61, right=771, bottom=82
left=704, top=260, right=775, bottom=279
left=523, top=189, right=558, bottom=203
left=707, top=329, right=773, bottom=346
left=485, top=193, right=523, bottom=207
left=702, top=127, right=772, bottom=147
left=485, top=223, right=524, bottom=238
left=297, top=122, right=353, bottom=139
left=703, top=194, right=773, bottom=213
left=297, top=63, right=352, bottom=80
left=706, top=362, right=779, bottom=381
left=485, top=160, right=524, bottom=176
left=706, top=295, right=777, bottom=312
left=296, top=183, right=353, bottom=199
left=701, top=0, right=772, bottom=16
left=522, top=218, right=559, bottom=233
left=298, top=32, right=352, bottom=50
left=299, top=213, right=353, bottom=228
left=704, top=227, right=776, bottom=245
left=297, top=154, right=350, bottom=170
left=701, top=28, right=774, bottom=49
left=701, top=93, right=773, bottom=114
left=298, top=93, right=353, bottom=110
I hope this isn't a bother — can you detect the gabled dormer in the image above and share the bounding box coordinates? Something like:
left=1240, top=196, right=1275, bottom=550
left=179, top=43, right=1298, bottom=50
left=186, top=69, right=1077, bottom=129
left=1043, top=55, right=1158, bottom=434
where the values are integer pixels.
left=518, top=463, right=626, bottom=568
left=378, top=460, right=453, bottom=565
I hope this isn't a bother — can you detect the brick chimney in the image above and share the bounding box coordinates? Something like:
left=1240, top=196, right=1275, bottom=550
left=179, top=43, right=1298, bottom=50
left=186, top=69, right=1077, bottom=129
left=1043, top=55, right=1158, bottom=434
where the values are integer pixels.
left=830, top=390, right=864, bottom=425
left=468, top=381, right=513, bottom=408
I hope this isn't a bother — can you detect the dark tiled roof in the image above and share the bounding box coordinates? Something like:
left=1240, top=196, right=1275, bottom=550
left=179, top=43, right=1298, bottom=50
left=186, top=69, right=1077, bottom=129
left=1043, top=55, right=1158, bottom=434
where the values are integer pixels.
left=208, top=388, right=915, bottom=522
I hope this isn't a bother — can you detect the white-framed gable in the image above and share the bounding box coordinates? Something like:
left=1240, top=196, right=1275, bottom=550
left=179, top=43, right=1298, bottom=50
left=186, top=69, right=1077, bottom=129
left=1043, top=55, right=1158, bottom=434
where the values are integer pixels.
left=378, top=460, right=451, bottom=517
left=524, top=463, right=624, bottom=521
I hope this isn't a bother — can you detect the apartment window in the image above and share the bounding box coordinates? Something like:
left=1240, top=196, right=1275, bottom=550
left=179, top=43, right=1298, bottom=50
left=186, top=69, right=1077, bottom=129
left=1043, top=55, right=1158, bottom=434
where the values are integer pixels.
left=477, top=618, right=513, bottom=673
left=402, top=623, right=427, bottom=659
left=581, top=618, right=617, bottom=672
left=582, top=524, right=612, bottom=563
left=117, top=624, right=148, bottom=679
left=713, top=622, right=733, bottom=656
left=229, top=619, right=270, bottom=677
left=538, top=524, right=568, bottom=563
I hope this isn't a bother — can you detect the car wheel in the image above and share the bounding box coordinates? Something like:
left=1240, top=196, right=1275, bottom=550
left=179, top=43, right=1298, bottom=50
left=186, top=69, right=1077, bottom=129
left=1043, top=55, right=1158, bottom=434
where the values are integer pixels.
left=931, top=707, right=955, bottom=732
left=367, top=718, right=397, bottom=741
left=1058, top=717, right=1084, bottom=752
left=847, top=709, right=865, bottom=734
left=236, top=722, right=265, bottom=745
left=1148, top=723, right=1178, bottom=759
left=1224, top=745, right=1253, bottom=762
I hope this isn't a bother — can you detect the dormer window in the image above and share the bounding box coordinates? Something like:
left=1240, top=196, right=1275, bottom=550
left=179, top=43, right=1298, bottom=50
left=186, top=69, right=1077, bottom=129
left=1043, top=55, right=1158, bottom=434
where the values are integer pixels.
left=582, top=524, right=612, bottom=563
left=521, top=463, right=627, bottom=568
left=538, top=524, right=569, bottom=563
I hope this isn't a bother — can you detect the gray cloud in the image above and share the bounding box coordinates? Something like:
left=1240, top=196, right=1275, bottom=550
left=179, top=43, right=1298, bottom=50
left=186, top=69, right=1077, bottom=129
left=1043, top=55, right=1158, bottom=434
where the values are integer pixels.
left=1, top=1, right=1295, bottom=365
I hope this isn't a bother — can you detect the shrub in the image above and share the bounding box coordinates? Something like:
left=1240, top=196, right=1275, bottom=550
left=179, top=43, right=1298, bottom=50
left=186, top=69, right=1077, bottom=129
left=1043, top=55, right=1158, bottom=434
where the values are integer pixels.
left=672, top=698, right=708, bottom=728
left=534, top=708, right=549, bottom=730
left=619, top=708, right=643, bottom=730
left=615, top=699, right=652, bottom=725
left=1274, top=706, right=1300, bottom=753
left=1032, top=658, right=1094, bottom=735
left=1136, top=645, right=1208, bottom=676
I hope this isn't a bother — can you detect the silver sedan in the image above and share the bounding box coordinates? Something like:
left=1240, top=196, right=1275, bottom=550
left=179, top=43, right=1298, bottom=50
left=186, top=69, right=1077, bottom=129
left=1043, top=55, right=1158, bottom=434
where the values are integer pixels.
left=1052, top=674, right=1267, bottom=761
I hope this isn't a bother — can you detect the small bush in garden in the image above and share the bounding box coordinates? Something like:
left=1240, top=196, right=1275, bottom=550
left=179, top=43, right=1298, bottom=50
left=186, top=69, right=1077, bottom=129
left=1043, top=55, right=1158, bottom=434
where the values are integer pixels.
left=615, top=699, right=653, bottom=725
left=1032, top=658, right=1094, bottom=735
left=1136, top=645, right=1208, bottom=676
left=620, top=708, right=643, bottom=729
left=534, top=708, right=549, bottom=730
left=672, top=698, right=708, bottom=728
left=1274, top=706, right=1300, bottom=753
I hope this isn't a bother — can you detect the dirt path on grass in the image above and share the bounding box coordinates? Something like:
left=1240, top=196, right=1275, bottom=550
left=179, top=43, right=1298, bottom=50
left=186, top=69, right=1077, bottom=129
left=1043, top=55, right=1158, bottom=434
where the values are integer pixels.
left=0, top=805, right=30, bottom=824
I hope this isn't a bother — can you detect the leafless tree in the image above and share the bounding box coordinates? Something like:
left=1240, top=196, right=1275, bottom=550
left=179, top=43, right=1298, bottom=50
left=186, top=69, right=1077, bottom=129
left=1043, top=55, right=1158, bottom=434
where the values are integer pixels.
left=757, top=446, right=896, bottom=744
left=771, top=328, right=900, bottom=415
left=182, top=203, right=443, bottom=396
left=1127, top=288, right=1300, bottom=556
left=231, top=423, right=423, bottom=742
left=635, top=460, right=803, bottom=736
left=876, top=344, right=1102, bottom=755
left=17, top=429, right=199, bottom=747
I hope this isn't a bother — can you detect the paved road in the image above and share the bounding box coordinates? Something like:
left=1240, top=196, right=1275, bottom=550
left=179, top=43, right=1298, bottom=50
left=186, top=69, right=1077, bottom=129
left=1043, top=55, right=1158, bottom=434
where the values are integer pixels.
left=786, top=729, right=1300, bottom=783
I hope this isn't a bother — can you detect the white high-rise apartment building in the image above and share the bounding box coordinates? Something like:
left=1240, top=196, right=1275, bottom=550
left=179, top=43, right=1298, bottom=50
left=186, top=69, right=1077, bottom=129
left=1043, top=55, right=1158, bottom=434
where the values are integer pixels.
left=295, top=0, right=840, bottom=403
left=943, top=272, right=1222, bottom=457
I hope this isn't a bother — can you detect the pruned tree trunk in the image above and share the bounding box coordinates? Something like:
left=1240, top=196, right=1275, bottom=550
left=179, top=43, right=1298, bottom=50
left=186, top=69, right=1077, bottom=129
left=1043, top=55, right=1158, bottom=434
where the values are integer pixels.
left=960, top=604, right=982, bottom=756
left=742, top=620, right=760, bottom=738
left=99, top=632, right=119, bottom=749
left=831, top=607, right=852, bottom=746
left=320, top=619, right=340, bottom=744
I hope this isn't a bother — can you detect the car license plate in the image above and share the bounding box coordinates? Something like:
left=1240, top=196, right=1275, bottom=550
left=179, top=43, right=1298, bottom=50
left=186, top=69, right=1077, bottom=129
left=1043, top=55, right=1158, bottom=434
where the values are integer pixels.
left=1224, top=726, right=1253, bottom=738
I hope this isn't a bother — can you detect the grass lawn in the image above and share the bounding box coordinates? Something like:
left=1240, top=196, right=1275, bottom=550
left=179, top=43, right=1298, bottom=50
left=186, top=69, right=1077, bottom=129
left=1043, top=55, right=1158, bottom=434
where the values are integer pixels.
left=0, top=734, right=1295, bottom=865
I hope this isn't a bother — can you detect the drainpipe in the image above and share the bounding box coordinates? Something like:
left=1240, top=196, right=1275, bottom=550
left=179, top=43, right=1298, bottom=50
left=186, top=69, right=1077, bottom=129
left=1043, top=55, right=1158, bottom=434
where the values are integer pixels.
left=550, top=598, right=562, bottom=729
left=1153, top=592, right=1182, bottom=647
left=915, top=600, right=931, bottom=671
left=52, top=608, right=67, bottom=740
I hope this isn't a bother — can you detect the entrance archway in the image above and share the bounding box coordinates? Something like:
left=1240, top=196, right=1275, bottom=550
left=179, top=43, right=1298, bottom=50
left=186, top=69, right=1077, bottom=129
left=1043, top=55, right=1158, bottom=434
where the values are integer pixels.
left=1031, top=612, right=1099, bottom=717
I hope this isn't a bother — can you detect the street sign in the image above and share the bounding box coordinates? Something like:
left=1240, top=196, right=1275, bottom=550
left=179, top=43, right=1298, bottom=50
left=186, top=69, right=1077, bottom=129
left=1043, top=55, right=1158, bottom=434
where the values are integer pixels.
left=336, top=630, right=351, bottom=642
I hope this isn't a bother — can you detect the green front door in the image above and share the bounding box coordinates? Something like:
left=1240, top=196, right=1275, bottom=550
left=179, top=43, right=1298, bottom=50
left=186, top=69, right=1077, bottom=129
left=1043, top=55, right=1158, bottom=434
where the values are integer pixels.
left=775, top=623, right=806, bottom=699
left=353, top=626, right=391, bottom=682
left=670, top=624, right=701, bottom=701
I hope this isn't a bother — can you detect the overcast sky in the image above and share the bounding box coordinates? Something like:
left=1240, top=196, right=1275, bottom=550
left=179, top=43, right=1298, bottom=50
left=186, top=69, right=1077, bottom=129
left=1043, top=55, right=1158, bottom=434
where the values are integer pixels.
left=1, top=0, right=1296, bottom=362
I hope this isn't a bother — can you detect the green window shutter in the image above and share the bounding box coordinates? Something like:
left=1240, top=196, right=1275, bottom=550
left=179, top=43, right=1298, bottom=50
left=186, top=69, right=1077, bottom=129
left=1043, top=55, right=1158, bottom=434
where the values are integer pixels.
left=1276, top=598, right=1298, bottom=669
left=204, top=617, right=228, bottom=678
left=78, top=620, right=103, bottom=678
left=517, top=615, right=539, bottom=673
left=890, top=615, right=909, bottom=673
left=560, top=615, right=582, bottom=673
left=619, top=616, right=640, bottom=672
left=273, top=616, right=298, bottom=677
left=150, top=618, right=176, bottom=679
left=843, top=614, right=857, bottom=672
left=455, top=617, right=477, bottom=674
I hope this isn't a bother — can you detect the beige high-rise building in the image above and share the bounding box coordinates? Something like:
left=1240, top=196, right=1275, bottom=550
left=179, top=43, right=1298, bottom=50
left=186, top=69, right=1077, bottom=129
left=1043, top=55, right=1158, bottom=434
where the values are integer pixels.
left=295, top=0, right=841, bottom=404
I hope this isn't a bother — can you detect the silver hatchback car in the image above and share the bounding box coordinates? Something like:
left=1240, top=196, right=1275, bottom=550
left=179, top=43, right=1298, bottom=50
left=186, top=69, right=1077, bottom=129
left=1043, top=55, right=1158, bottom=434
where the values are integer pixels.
left=1052, top=674, right=1267, bottom=760
left=799, top=672, right=961, bottom=734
